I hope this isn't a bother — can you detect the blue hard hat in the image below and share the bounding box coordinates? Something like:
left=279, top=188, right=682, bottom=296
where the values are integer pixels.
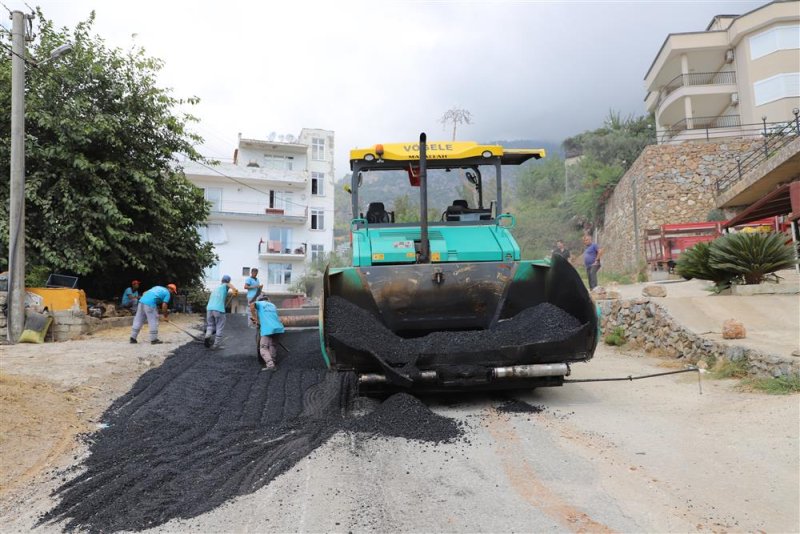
left=221, top=275, right=231, bottom=283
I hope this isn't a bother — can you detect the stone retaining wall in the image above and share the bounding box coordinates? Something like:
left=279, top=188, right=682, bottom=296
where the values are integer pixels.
left=598, top=138, right=762, bottom=273
left=599, top=298, right=799, bottom=378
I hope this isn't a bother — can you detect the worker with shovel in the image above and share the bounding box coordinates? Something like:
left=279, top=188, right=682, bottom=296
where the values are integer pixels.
left=130, top=284, right=177, bottom=345
left=250, top=294, right=285, bottom=371
left=205, top=275, right=238, bottom=349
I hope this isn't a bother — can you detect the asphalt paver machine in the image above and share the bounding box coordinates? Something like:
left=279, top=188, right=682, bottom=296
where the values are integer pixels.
left=321, top=134, right=598, bottom=392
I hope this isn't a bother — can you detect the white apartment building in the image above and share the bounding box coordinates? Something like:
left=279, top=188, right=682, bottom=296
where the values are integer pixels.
left=644, top=0, right=800, bottom=143
left=182, top=128, right=335, bottom=302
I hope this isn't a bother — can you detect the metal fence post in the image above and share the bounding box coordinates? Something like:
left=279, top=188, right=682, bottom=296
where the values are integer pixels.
left=762, top=116, right=769, bottom=158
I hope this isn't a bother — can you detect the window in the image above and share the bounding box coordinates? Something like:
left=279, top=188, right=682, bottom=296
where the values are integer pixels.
left=311, top=209, right=325, bottom=230
left=268, top=263, right=292, bottom=285
left=263, top=155, right=294, bottom=170
left=269, top=191, right=294, bottom=212
left=202, top=187, right=223, bottom=211
left=311, top=172, right=325, bottom=196
left=242, top=267, right=250, bottom=276
left=750, top=24, right=800, bottom=60
left=311, top=244, right=324, bottom=262
left=311, top=137, right=325, bottom=160
left=267, top=227, right=293, bottom=252
left=198, top=224, right=227, bottom=244
left=753, top=72, right=800, bottom=106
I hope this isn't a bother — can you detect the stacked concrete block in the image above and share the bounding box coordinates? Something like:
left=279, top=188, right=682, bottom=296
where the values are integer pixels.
left=51, top=309, right=134, bottom=342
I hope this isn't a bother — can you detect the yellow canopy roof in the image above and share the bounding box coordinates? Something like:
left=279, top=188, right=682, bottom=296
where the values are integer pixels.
left=350, top=141, right=545, bottom=167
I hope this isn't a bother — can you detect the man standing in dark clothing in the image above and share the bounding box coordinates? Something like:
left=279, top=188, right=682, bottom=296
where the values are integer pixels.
left=582, top=234, right=603, bottom=290
left=552, top=240, right=571, bottom=261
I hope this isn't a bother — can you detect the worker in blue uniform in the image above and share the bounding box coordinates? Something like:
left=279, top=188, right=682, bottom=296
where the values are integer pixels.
left=205, top=275, right=238, bottom=349
left=250, top=294, right=285, bottom=370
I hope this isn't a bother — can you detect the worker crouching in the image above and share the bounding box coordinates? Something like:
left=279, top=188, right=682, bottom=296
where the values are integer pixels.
left=250, top=294, right=285, bottom=371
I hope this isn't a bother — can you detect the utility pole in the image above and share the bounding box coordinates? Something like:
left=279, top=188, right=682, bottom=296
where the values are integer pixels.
left=7, top=10, right=31, bottom=343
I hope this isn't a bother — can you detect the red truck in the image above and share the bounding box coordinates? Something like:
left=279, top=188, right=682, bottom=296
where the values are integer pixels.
left=644, top=217, right=784, bottom=272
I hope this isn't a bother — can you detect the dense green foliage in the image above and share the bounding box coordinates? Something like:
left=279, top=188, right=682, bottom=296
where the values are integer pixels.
left=0, top=11, right=214, bottom=298
left=507, top=112, right=655, bottom=259
left=677, top=232, right=797, bottom=289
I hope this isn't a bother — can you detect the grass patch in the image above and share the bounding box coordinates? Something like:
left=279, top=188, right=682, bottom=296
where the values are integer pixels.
left=604, top=326, right=626, bottom=346
left=738, top=376, right=800, bottom=395
left=710, top=359, right=749, bottom=379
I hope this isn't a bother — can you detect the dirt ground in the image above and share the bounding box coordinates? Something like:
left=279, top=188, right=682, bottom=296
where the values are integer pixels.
left=0, top=314, right=202, bottom=499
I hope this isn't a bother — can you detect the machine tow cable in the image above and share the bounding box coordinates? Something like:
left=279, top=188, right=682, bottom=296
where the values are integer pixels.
left=564, top=366, right=702, bottom=394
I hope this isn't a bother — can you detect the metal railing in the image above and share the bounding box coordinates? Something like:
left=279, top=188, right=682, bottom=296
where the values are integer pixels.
left=259, top=241, right=307, bottom=256
left=660, top=114, right=741, bottom=142
left=715, top=117, right=800, bottom=194
left=656, top=71, right=736, bottom=107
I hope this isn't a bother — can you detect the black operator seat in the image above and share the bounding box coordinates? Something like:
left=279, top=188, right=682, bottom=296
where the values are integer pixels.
left=445, top=199, right=469, bottom=221
left=366, top=202, right=391, bottom=224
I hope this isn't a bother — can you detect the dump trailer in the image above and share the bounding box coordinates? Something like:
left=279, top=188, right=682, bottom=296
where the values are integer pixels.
left=321, top=134, right=598, bottom=392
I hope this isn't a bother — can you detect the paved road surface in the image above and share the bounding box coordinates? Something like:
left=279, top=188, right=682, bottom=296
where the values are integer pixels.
left=2, top=320, right=797, bottom=533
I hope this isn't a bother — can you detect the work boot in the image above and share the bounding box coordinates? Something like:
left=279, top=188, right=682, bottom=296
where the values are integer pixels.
left=204, top=336, right=212, bottom=348
left=129, top=337, right=137, bottom=344
left=151, top=339, right=163, bottom=345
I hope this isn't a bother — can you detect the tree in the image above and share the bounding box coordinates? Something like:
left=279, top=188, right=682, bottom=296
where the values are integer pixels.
left=0, top=11, right=215, bottom=298
left=439, top=107, right=472, bottom=141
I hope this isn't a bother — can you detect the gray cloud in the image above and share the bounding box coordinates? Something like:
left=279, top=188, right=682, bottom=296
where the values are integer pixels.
left=18, top=0, right=766, bottom=176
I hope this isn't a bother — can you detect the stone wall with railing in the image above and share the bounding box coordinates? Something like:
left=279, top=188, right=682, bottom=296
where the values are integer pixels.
left=598, top=138, right=762, bottom=273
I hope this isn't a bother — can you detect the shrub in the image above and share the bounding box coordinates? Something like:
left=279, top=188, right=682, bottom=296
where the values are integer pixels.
left=709, top=232, right=797, bottom=285
left=604, top=326, right=626, bottom=346
left=675, top=241, right=737, bottom=291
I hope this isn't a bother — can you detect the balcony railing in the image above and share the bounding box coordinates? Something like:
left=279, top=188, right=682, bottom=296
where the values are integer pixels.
left=657, top=71, right=736, bottom=107
left=209, top=200, right=307, bottom=218
left=259, top=241, right=307, bottom=256
left=660, top=114, right=741, bottom=142
left=715, top=118, right=800, bottom=194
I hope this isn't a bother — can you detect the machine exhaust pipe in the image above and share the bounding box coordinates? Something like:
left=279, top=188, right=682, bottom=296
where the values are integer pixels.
left=358, top=363, right=569, bottom=385
left=492, top=363, right=570, bottom=379
left=418, top=132, right=429, bottom=263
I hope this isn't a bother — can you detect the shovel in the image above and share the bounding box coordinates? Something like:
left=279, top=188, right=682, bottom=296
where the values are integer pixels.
left=165, top=319, right=204, bottom=342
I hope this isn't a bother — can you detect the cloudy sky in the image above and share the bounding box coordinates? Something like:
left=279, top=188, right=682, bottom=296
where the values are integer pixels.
left=5, top=0, right=766, bottom=175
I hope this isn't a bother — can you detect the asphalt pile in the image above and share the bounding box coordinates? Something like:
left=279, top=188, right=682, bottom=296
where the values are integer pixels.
left=42, top=316, right=464, bottom=533
left=346, top=393, right=462, bottom=443
left=496, top=399, right=545, bottom=414
left=325, top=296, right=585, bottom=365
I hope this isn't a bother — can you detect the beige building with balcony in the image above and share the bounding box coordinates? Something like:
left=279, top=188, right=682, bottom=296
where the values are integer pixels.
left=645, top=1, right=800, bottom=143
